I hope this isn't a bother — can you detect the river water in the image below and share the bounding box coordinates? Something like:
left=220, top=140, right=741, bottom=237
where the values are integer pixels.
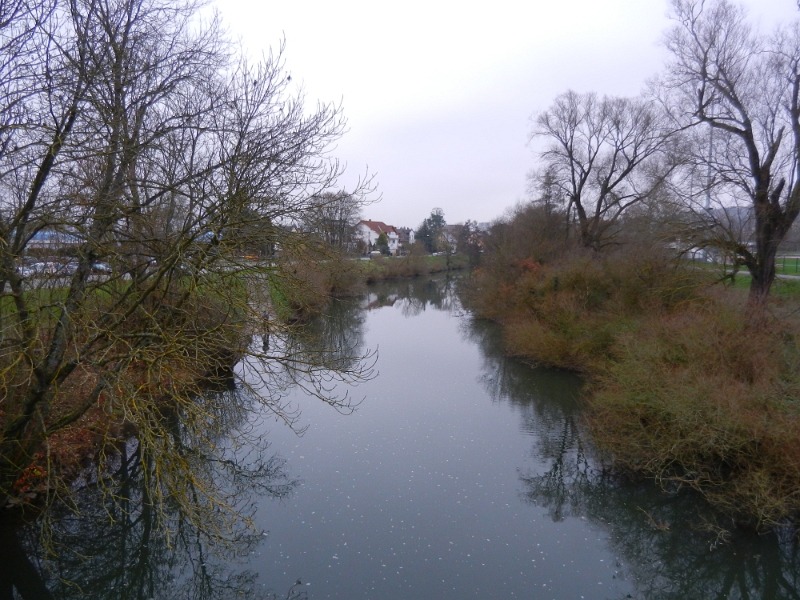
left=241, top=275, right=800, bottom=600
left=8, top=274, right=800, bottom=599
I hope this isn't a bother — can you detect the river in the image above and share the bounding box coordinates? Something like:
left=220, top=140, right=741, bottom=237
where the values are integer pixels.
left=7, top=274, right=800, bottom=599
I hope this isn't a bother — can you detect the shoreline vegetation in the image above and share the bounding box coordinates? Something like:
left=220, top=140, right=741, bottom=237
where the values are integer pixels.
left=466, top=209, right=800, bottom=532
left=4, top=273, right=251, bottom=509
left=271, top=252, right=470, bottom=322
left=7, top=252, right=467, bottom=511
left=464, top=0, right=800, bottom=534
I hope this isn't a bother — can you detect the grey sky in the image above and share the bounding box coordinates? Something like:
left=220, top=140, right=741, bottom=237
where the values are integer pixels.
left=216, top=0, right=797, bottom=229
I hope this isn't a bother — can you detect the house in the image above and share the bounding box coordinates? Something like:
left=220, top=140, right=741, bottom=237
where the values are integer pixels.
left=442, top=224, right=461, bottom=250
left=396, top=227, right=415, bottom=252
left=356, top=220, right=400, bottom=255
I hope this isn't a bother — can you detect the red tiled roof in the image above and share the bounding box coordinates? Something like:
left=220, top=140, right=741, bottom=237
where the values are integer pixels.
left=359, top=220, right=397, bottom=235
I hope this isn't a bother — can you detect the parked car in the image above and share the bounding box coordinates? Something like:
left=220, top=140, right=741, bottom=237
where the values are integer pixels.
left=31, top=262, right=50, bottom=274
left=18, top=265, right=36, bottom=278
left=56, top=261, right=78, bottom=276
left=92, top=261, right=112, bottom=274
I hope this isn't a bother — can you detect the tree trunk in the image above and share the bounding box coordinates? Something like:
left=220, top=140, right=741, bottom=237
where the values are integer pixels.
left=747, top=196, right=783, bottom=306
left=748, top=243, right=777, bottom=305
left=574, top=203, right=595, bottom=249
left=0, top=516, right=55, bottom=599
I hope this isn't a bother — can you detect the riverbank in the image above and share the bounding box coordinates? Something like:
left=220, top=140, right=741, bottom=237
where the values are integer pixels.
left=359, top=253, right=470, bottom=282
left=16, top=273, right=800, bottom=599
left=11, top=251, right=463, bottom=503
left=467, top=247, right=800, bottom=530
left=3, top=276, right=250, bottom=510
left=270, top=252, right=470, bottom=321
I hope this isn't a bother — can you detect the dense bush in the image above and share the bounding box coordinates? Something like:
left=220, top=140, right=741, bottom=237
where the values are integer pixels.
left=587, top=299, right=800, bottom=528
left=468, top=202, right=800, bottom=528
left=364, top=253, right=466, bottom=283
left=470, top=243, right=704, bottom=370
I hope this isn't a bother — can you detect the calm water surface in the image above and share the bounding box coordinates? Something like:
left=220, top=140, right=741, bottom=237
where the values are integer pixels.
left=8, top=274, right=800, bottom=599
left=247, top=276, right=620, bottom=599
left=241, top=275, right=800, bottom=600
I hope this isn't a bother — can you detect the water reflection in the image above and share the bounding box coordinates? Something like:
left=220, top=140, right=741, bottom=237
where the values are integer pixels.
left=463, top=318, right=589, bottom=521
left=462, top=312, right=800, bottom=599
left=521, top=465, right=800, bottom=599
left=2, top=381, right=309, bottom=600
left=4, top=279, right=380, bottom=599
left=364, top=275, right=461, bottom=316
left=301, top=296, right=368, bottom=371
left=238, top=295, right=374, bottom=429
left=10, top=273, right=800, bottom=599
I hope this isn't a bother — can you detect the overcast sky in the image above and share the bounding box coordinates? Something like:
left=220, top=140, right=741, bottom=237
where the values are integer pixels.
left=215, top=0, right=797, bottom=229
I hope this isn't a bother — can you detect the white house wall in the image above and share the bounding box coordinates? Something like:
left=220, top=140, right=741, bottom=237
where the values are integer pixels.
left=356, top=223, right=399, bottom=254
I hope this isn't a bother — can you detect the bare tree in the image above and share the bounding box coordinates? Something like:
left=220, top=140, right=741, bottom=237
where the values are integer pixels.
left=532, top=91, right=681, bottom=250
left=0, top=0, right=373, bottom=556
left=663, top=0, right=800, bottom=303
left=300, top=191, right=363, bottom=251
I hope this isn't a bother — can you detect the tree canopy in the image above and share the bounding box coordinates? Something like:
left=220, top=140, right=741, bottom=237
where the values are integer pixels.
left=660, top=0, right=800, bottom=302
left=416, top=208, right=446, bottom=253
left=0, top=0, right=373, bottom=550
left=532, top=91, right=680, bottom=250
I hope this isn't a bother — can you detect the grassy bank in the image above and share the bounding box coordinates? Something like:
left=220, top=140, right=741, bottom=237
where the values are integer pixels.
left=270, top=253, right=469, bottom=321
left=468, top=246, right=800, bottom=529
left=358, top=253, right=469, bottom=282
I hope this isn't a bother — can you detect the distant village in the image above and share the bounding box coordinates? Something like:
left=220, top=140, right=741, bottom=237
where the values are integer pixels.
left=16, top=205, right=492, bottom=278
left=23, top=196, right=800, bottom=271
left=356, top=220, right=413, bottom=256
left=354, top=215, right=491, bottom=257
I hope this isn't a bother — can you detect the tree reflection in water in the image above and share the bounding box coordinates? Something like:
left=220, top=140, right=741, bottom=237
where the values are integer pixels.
left=241, top=275, right=457, bottom=430
left=4, top=282, right=382, bottom=599
left=365, top=275, right=461, bottom=317
left=3, top=276, right=461, bottom=598
left=238, top=292, right=375, bottom=431
left=464, top=315, right=800, bottom=600
left=3, top=382, right=306, bottom=600
left=15, top=273, right=800, bottom=599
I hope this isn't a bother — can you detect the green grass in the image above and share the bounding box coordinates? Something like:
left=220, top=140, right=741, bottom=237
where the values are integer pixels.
left=688, top=257, right=800, bottom=276
left=266, top=275, right=294, bottom=321
left=355, top=253, right=469, bottom=281
left=717, top=270, right=800, bottom=297
left=684, top=258, right=800, bottom=297
left=776, top=256, right=800, bottom=275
